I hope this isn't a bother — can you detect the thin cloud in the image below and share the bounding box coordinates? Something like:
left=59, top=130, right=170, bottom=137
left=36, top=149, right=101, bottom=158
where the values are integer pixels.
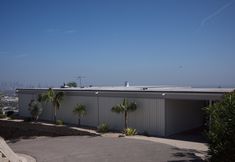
left=45, top=29, right=61, bottom=32
left=200, top=1, right=233, bottom=27
left=45, top=29, right=77, bottom=34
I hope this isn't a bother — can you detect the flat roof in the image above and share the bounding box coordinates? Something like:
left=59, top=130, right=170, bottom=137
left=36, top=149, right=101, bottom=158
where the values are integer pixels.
left=16, top=86, right=234, bottom=94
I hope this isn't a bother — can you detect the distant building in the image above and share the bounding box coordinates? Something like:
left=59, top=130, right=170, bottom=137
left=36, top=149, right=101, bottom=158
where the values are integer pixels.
left=17, top=86, right=234, bottom=136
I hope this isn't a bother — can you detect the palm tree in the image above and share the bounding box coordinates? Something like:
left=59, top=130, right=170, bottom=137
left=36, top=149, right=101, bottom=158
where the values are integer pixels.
left=41, top=88, right=64, bottom=122
left=111, top=98, right=137, bottom=129
left=73, top=104, right=87, bottom=126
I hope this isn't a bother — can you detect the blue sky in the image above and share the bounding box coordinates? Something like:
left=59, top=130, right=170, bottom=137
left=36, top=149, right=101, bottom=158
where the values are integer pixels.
left=0, top=0, right=235, bottom=87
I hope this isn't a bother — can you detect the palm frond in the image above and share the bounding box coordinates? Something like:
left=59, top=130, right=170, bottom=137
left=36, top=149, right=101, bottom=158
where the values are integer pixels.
left=127, top=102, right=137, bottom=112
left=112, top=104, right=124, bottom=113
left=73, top=104, right=87, bottom=116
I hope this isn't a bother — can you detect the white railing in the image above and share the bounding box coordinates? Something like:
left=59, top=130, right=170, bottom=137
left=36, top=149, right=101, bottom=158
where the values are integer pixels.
left=0, top=137, right=22, bottom=162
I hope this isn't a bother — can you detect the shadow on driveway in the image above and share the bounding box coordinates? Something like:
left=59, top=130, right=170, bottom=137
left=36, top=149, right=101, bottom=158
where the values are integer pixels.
left=168, top=147, right=205, bottom=162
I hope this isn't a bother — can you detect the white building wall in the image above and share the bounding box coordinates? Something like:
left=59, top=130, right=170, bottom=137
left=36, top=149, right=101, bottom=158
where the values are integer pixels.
left=165, top=99, right=205, bottom=136
left=57, top=96, right=98, bottom=126
left=128, top=98, right=165, bottom=136
left=99, top=97, right=125, bottom=130
left=96, top=97, right=165, bottom=136
left=18, top=93, right=53, bottom=120
left=18, top=92, right=166, bottom=136
left=18, top=93, right=33, bottom=117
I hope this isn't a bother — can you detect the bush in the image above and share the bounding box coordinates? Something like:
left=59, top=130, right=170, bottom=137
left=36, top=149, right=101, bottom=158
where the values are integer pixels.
left=6, top=111, right=14, bottom=117
left=97, top=123, right=109, bottom=133
left=24, top=117, right=32, bottom=122
left=8, top=115, right=18, bottom=120
left=56, top=120, right=64, bottom=125
left=28, top=99, right=43, bottom=121
left=0, top=114, right=6, bottom=119
left=204, top=91, right=235, bottom=162
left=123, top=128, right=137, bottom=136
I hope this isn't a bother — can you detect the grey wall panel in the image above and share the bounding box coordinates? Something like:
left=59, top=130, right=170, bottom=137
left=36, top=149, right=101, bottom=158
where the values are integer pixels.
left=18, top=94, right=34, bottom=117
left=97, top=97, right=166, bottom=136
left=57, top=96, right=98, bottom=127
left=156, top=99, right=165, bottom=136
left=165, top=99, right=205, bottom=136
left=39, top=103, right=52, bottom=121
left=18, top=93, right=53, bottom=120
left=128, top=98, right=165, bottom=136
left=98, top=97, right=125, bottom=130
left=18, top=93, right=166, bottom=136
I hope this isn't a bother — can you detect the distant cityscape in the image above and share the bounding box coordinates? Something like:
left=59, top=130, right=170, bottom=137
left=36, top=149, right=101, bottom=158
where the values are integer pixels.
left=0, top=81, right=59, bottom=96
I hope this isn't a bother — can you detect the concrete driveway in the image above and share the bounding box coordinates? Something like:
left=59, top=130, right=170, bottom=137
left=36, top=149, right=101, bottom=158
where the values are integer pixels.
left=8, top=136, right=204, bottom=162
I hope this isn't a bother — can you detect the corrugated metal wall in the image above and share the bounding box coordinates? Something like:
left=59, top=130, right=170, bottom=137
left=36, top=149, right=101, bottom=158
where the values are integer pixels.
left=165, top=99, right=205, bottom=136
left=18, top=93, right=32, bottom=117
left=18, top=92, right=166, bottom=136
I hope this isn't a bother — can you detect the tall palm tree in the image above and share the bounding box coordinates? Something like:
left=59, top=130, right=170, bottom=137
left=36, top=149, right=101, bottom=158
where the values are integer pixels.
left=111, top=98, right=137, bottom=129
left=41, top=88, right=64, bottom=122
left=73, top=104, right=87, bottom=126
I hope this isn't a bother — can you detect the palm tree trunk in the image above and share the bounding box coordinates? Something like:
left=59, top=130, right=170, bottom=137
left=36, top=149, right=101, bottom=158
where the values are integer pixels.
left=78, top=115, right=81, bottom=126
left=54, top=106, right=57, bottom=123
left=124, top=111, right=128, bottom=129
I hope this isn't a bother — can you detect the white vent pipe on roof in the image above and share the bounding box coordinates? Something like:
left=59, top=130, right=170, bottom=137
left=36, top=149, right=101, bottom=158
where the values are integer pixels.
left=124, top=81, right=130, bottom=87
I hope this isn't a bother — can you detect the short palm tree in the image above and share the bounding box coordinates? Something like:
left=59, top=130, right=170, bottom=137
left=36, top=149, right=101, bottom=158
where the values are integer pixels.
left=28, top=99, right=43, bottom=121
left=41, top=88, right=64, bottom=122
left=73, top=104, right=87, bottom=126
left=111, top=98, right=137, bottom=129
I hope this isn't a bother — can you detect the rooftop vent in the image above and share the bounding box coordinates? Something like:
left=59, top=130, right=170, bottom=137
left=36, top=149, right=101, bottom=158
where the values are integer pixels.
left=124, top=81, right=130, bottom=87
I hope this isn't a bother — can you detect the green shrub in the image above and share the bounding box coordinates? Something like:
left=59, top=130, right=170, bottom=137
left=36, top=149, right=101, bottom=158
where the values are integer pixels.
left=123, top=128, right=137, bottom=136
left=204, top=91, right=235, bottom=162
left=56, top=120, right=64, bottom=125
left=28, top=99, right=43, bottom=121
left=8, top=115, right=18, bottom=120
left=0, top=114, right=6, bottom=119
left=97, top=123, right=109, bottom=133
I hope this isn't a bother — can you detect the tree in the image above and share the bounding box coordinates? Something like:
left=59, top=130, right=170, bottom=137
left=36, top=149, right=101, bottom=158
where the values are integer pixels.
left=28, top=99, right=42, bottom=121
left=41, top=88, right=64, bottom=122
left=204, top=91, right=235, bottom=162
left=67, top=82, right=77, bottom=88
left=0, top=92, right=3, bottom=112
left=73, top=104, right=86, bottom=126
left=111, top=98, right=137, bottom=129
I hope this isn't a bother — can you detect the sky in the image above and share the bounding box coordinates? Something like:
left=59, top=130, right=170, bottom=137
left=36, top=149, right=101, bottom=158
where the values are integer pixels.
left=0, top=0, right=235, bottom=87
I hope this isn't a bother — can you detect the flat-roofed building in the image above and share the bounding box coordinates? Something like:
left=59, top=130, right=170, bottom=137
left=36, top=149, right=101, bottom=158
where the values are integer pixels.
left=16, top=86, right=234, bottom=136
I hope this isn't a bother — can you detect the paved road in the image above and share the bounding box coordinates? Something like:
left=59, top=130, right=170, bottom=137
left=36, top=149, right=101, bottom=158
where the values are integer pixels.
left=8, top=136, right=203, bottom=162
